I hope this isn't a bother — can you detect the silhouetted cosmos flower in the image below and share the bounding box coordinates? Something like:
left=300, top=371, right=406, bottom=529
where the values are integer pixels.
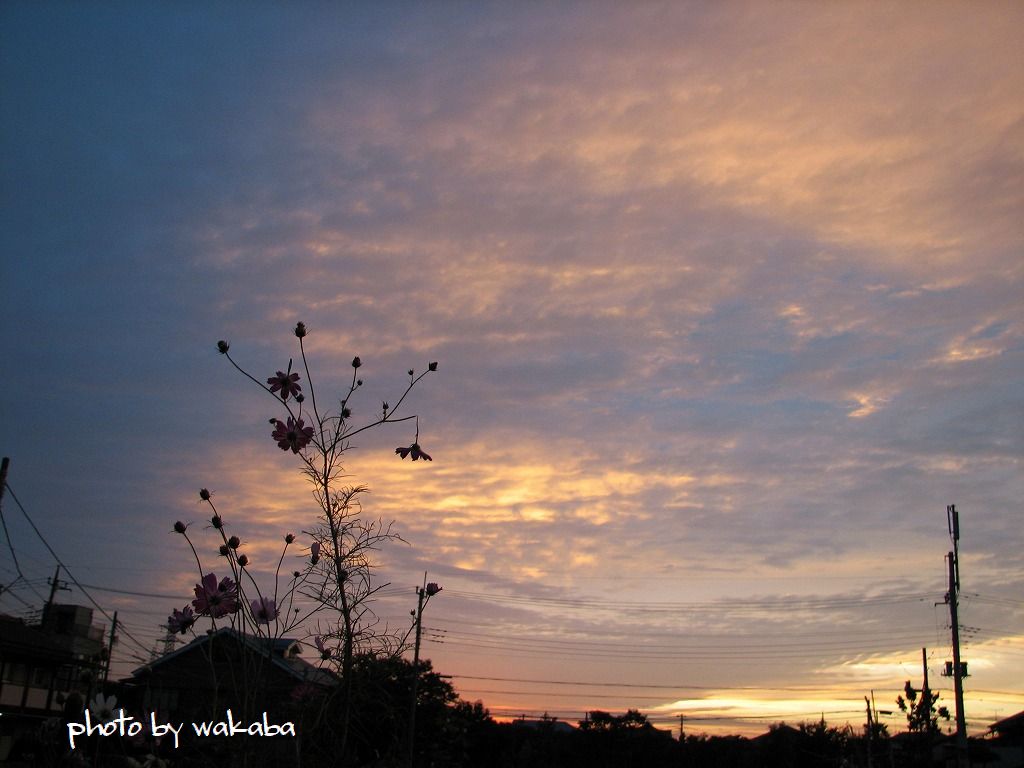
left=314, top=635, right=335, bottom=660
left=192, top=573, right=240, bottom=618
left=272, top=417, right=315, bottom=453
left=167, top=605, right=196, bottom=635
left=250, top=597, right=278, bottom=624
left=396, top=442, right=432, bottom=461
left=267, top=370, right=302, bottom=401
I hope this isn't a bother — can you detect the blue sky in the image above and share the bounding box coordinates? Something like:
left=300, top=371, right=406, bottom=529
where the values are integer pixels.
left=2, top=1, right=1022, bottom=734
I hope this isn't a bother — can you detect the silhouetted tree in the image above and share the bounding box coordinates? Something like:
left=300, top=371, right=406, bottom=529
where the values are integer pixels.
left=895, top=679, right=951, bottom=768
left=303, top=655, right=491, bottom=767
left=576, top=710, right=675, bottom=768
left=896, top=679, right=951, bottom=734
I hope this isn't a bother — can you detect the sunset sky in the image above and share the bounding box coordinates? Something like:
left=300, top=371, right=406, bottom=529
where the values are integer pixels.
left=2, top=1, right=1022, bottom=736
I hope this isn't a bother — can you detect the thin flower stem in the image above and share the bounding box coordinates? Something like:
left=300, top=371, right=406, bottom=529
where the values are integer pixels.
left=225, top=350, right=299, bottom=422
left=342, top=413, right=417, bottom=442
left=272, top=540, right=289, bottom=615
left=180, top=531, right=205, bottom=584
left=224, top=351, right=276, bottom=398
left=242, top=568, right=273, bottom=638
left=385, top=368, right=432, bottom=417
left=298, top=337, right=323, bottom=437
left=206, top=499, right=244, bottom=598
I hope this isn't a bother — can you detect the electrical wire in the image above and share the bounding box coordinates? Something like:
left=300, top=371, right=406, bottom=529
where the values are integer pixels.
left=442, top=587, right=937, bottom=614
left=4, top=482, right=155, bottom=660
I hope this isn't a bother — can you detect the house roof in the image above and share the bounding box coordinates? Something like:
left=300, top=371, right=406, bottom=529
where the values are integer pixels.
left=989, top=709, right=1024, bottom=734
left=128, top=627, right=334, bottom=687
left=750, top=723, right=802, bottom=743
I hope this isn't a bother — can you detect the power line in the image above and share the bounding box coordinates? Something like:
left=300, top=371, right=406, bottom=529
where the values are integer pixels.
left=0, top=585, right=34, bottom=609
left=426, top=624, right=942, bottom=652
left=3, top=482, right=153, bottom=660
left=429, top=637, right=943, bottom=662
left=0, top=457, right=21, bottom=576
left=76, top=583, right=190, bottom=600
left=449, top=674, right=878, bottom=693
left=443, top=587, right=937, bottom=614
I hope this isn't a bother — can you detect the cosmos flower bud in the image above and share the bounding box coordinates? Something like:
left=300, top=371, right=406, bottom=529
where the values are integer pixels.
left=293, top=571, right=301, bottom=579
left=425, top=582, right=442, bottom=596
left=199, top=488, right=211, bottom=501
left=227, top=535, right=241, bottom=550
left=408, top=369, right=414, bottom=376
left=356, top=379, right=363, bottom=387
left=351, top=356, right=361, bottom=369
left=217, top=340, right=230, bottom=354
left=173, top=521, right=188, bottom=534
left=285, top=533, right=295, bottom=544
left=428, top=361, right=438, bottom=371
left=294, top=321, right=307, bottom=338
left=342, top=407, right=351, bottom=419
left=237, top=554, right=249, bottom=567
left=310, top=541, right=320, bottom=565
left=295, top=393, right=305, bottom=403
left=219, top=545, right=231, bottom=557
left=211, top=515, right=223, bottom=529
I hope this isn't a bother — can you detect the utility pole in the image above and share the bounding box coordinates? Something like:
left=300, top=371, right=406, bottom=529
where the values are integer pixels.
left=407, top=573, right=442, bottom=768
left=102, top=611, right=118, bottom=685
left=0, top=457, right=10, bottom=598
left=44, top=565, right=70, bottom=624
left=46, top=566, right=62, bottom=609
left=865, top=696, right=875, bottom=768
left=0, top=457, right=9, bottom=507
left=871, top=689, right=895, bottom=768
left=946, top=504, right=969, bottom=767
left=678, top=713, right=685, bottom=741
left=921, top=648, right=933, bottom=737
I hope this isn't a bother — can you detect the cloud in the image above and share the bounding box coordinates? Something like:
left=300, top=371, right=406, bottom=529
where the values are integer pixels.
left=2, top=0, right=1022, bottom=733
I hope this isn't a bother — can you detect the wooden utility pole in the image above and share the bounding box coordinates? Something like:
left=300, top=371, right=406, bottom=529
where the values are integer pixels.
left=102, top=611, right=118, bottom=685
left=406, top=575, right=443, bottom=767
left=921, top=648, right=933, bottom=737
left=0, top=457, right=9, bottom=598
left=0, top=457, right=9, bottom=506
left=946, top=504, right=968, bottom=767
left=0, top=458, right=10, bottom=593
left=865, top=696, right=875, bottom=768
left=44, top=565, right=70, bottom=624
left=407, top=573, right=434, bottom=768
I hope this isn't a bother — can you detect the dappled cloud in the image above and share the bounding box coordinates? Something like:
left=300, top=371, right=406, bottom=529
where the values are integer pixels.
left=2, top=0, right=1022, bottom=735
